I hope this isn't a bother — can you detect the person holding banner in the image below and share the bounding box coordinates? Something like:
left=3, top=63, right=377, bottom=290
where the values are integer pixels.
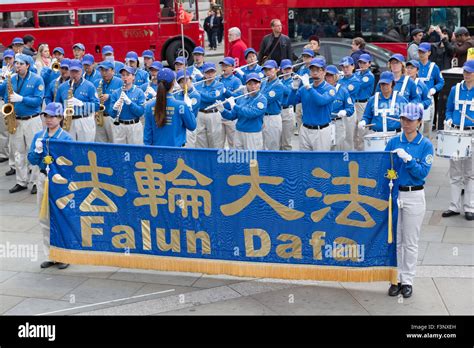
left=217, top=73, right=267, bottom=150
left=28, top=102, right=73, bottom=270
left=385, top=103, right=434, bottom=298
left=279, top=59, right=295, bottom=151
left=144, top=68, right=196, bottom=147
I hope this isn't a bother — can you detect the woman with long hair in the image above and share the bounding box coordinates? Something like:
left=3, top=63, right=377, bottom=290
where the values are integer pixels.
left=143, top=68, right=196, bottom=146
left=34, top=43, right=51, bottom=74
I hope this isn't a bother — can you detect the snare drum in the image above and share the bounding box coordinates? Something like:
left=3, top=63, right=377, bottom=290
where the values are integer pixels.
left=364, top=131, right=398, bottom=151
left=436, top=130, right=473, bottom=159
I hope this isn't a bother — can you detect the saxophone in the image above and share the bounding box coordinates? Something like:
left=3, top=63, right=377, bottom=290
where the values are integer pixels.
left=1, top=72, right=17, bottom=134
left=113, top=85, right=127, bottom=125
left=63, top=80, right=75, bottom=131
left=95, top=79, right=105, bottom=127
left=52, top=78, right=60, bottom=104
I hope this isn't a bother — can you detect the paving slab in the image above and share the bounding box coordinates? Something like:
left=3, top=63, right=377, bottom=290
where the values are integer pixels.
left=4, top=297, right=90, bottom=316
left=420, top=225, right=446, bottom=243
left=433, top=278, right=474, bottom=315
left=418, top=241, right=429, bottom=261
left=443, top=227, right=474, bottom=244
left=0, top=189, right=32, bottom=203
left=429, top=211, right=474, bottom=228
left=0, top=215, right=39, bottom=232
left=41, top=264, right=120, bottom=279
left=133, top=283, right=198, bottom=297
left=0, top=202, right=38, bottom=217
left=192, top=274, right=256, bottom=288
left=422, top=210, right=434, bottom=225
left=0, top=270, right=17, bottom=283
left=422, top=242, right=474, bottom=266
left=0, top=231, right=44, bottom=273
left=109, top=269, right=202, bottom=287
left=416, top=266, right=474, bottom=278
left=228, top=279, right=298, bottom=297
left=0, top=294, right=25, bottom=314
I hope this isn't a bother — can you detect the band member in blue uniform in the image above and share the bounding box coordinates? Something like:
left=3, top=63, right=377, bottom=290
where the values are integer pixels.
left=338, top=56, right=360, bottom=150
left=279, top=59, right=295, bottom=150
left=191, top=46, right=206, bottom=81
left=382, top=54, right=420, bottom=104
left=235, top=48, right=264, bottom=84
left=141, top=50, right=155, bottom=75
left=406, top=60, right=432, bottom=135
left=101, top=45, right=125, bottom=78
left=125, top=51, right=149, bottom=86
left=140, top=61, right=162, bottom=102
left=44, top=58, right=70, bottom=105
left=82, top=54, right=101, bottom=84
left=354, top=53, right=375, bottom=150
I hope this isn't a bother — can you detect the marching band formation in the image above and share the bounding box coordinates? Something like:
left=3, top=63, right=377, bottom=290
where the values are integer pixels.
left=1, top=38, right=473, bottom=294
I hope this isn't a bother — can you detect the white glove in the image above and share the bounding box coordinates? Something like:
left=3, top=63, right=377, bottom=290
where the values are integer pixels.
left=113, top=99, right=122, bottom=110
left=393, top=148, right=413, bottom=163
left=10, top=92, right=23, bottom=103
left=146, top=87, right=156, bottom=98
left=444, top=119, right=453, bottom=128
left=337, top=110, right=347, bottom=117
left=184, top=94, right=192, bottom=108
left=194, top=69, right=204, bottom=78
left=227, top=96, right=236, bottom=109
left=216, top=103, right=225, bottom=112
left=123, top=93, right=132, bottom=105
left=291, top=77, right=301, bottom=90
left=69, top=97, right=84, bottom=107
left=234, top=68, right=244, bottom=76
left=300, top=74, right=311, bottom=89
left=358, top=120, right=366, bottom=130
left=429, top=88, right=436, bottom=96
left=34, top=138, right=43, bottom=154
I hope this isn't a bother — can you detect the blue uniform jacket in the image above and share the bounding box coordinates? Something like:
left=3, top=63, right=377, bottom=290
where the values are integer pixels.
left=418, top=61, right=444, bottom=92
left=45, top=77, right=68, bottom=105
left=362, top=92, right=408, bottom=132
left=446, top=81, right=474, bottom=127
left=260, top=77, right=284, bottom=115
left=339, top=74, right=360, bottom=100
left=175, top=87, right=201, bottom=117
left=84, top=69, right=101, bottom=84
left=110, top=85, right=145, bottom=121
left=331, top=84, right=355, bottom=117
left=219, top=74, right=243, bottom=98
left=94, top=77, right=123, bottom=116
left=237, top=64, right=264, bottom=84
left=4, top=71, right=44, bottom=117
left=414, top=78, right=432, bottom=110
left=281, top=77, right=293, bottom=108
left=221, top=92, right=267, bottom=133
left=134, top=68, right=149, bottom=86
left=55, top=78, right=99, bottom=117
left=195, top=79, right=225, bottom=109
left=355, top=69, right=375, bottom=101
left=28, top=128, right=73, bottom=171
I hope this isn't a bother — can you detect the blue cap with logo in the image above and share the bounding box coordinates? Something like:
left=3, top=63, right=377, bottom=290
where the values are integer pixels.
left=203, top=62, right=217, bottom=73
left=193, top=46, right=205, bottom=55
left=82, top=54, right=94, bottom=66
left=150, top=61, right=163, bottom=70
left=102, top=45, right=114, bottom=55
left=69, top=59, right=83, bottom=71
left=339, top=56, right=354, bottom=66
left=12, top=37, right=23, bottom=45
left=358, top=53, right=372, bottom=63
left=60, top=58, right=71, bottom=69
left=41, top=102, right=64, bottom=117
left=52, top=47, right=65, bottom=55
left=262, top=59, right=278, bottom=69
left=3, top=49, right=14, bottom=59
left=125, top=51, right=139, bottom=61
left=142, top=50, right=154, bottom=59
left=14, top=54, right=29, bottom=64
left=389, top=53, right=405, bottom=63
left=406, top=60, right=420, bottom=69
left=325, top=65, right=339, bottom=75
left=176, top=68, right=194, bottom=82
left=378, top=71, right=395, bottom=84
left=120, top=66, right=136, bottom=75
left=220, top=57, right=235, bottom=66
left=246, top=72, right=262, bottom=83
left=463, top=60, right=474, bottom=73
left=280, top=59, right=292, bottom=70
left=302, top=48, right=315, bottom=57
left=157, top=67, right=176, bottom=84
left=174, top=56, right=186, bottom=65
left=73, top=43, right=85, bottom=51
left=309, top=57, right=326, bottom=68
left=244, top=48, right=257, bottom=58
left=418, top=42, right=431, bottom=53
left=400, top=103, right=423, bottom=121
left=98, top=60, right=114, bottom=70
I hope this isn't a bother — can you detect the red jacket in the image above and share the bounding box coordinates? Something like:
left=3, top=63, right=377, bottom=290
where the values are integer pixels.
left=227, top=38, right=248, bottom=67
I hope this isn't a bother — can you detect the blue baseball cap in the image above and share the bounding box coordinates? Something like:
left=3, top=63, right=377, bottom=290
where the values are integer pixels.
left=220, top=57, right=235, bottom=66
left=339, top=56, right=354, bottom=66
left=406, top=60, right=420, bottom=69
left=418, top=42, right=431, bottom=53
left=24, top=55, right=35, bottom=68
left=73, top=43, right=85, bottom=51
left=150, top=61, right=163, bottom=70
left=102, top=45, right=114, bottom=55
left=69, top=59, right=83, bottom=71
left=3, top=49, right=14, bottom=59
left=98, top=60, right=114, bottom=70
left=262, top=60, right=278, bottom=69
left=193, top=46, right=205, bottom=55
left=389, top=53, right=405, bottom=63
left=280, top=59, right=292, bottom=70
left=463, top=60, right=474, bottom=73
left=176, top=69, right=191, bottom=82
left=52, top=47, right=64, bottom=55
left=302, top=48, right=315, bottom=57
left=246, top=72, right=262, bottom=83
left=378, top=71, right=395, bottom=84
left=14, top=54, right=29, bottom=64
left=203, top=62, right=217, bottom=72
left=60, top=58, right=71, bottom=69
left=157, top=67, right=176, bottom=84
left=244, top=48, right=257, bottom=58
left=120, top=66, right=136, bottom=75
left=142, top=50, right=154, bottom=59
left=309, top=57, right=326, bottom=69
left=125, top=51, right=139, bottom=61
left=325, top=65, right=339, bottom=75
left=400, top=103, right=423, bottom=121
left=41, top=102, right=64, bottom=117
left=358, top=53, right=372, bottom=63
left=12, top=37, right=23, bottom=45
left=82, top=54, right=94, bottom=66
left=174, top=56, right=186, bottom=65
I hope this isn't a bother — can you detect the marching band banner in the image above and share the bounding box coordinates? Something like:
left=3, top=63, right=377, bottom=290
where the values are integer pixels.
left=47, top=141, right=399, bottom=283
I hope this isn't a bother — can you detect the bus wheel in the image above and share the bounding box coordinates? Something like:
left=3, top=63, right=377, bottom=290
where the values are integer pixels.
left=166, top=40, right=194, bottom=66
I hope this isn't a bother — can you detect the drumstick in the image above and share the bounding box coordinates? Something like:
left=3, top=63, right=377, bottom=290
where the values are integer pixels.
left=363, top=123, right=376, bottom=128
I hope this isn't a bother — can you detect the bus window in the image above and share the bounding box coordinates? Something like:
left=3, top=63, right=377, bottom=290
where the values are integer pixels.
left=416, top=7, right=461, bottom=33
left=0, top=11, right=35, bottom=29
left=78, top=9, right=114, bottom=25
left=161, top=0, right=176, bottom=20
left=361, top=8, right=410, bottom=42
left=39, top=10, right=74, bottom=27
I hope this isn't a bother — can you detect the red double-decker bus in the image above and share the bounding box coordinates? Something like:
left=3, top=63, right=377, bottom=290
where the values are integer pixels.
left=224, top=0, right=473, bottom=55
left=0, top=0, right=205, bottom=65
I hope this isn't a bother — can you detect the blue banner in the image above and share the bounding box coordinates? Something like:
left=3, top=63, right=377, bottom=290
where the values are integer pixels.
left=47, top=141, right=398, bottom=282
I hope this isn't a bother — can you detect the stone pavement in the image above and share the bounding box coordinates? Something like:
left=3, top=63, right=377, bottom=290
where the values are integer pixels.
left=0, top=133, right=472, bottom=315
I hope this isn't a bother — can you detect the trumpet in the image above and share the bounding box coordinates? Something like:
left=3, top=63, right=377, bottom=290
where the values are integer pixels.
left=95, top=79, right=105, bottom=127
left=113, top=85, right=127, bottom=126
left=63, top=80, right=75, bottom=131
left=2, top=72, right=17, bottom=134
left=51, top=59, right=60, bottom=72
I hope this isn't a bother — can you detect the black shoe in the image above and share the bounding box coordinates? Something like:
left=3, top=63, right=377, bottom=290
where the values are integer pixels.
left=466, top=212, right=474, bottom=221
left=9, top=184, right=27, bottom=193
left=401, top=284, right=413, bottom=298
left=40, top=261, right=56, bottom=268
left=442, top=210, right=460, bottom=218
left=388, top=283, right=401, bottom=296
left=461, top=189, right=465, bottom=196
left=0, top=157, right=8, bottom=163
left=5, top=168, right=15, bottom=176
left=57, top=263, right=70, bottom=269
left=30, top=184, right=37, bottom=194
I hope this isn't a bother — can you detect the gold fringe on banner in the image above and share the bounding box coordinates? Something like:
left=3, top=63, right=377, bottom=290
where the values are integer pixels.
left=50, top=247, right=398, bottom=283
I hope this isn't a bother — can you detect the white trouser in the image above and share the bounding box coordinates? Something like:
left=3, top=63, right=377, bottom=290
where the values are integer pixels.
left=12, top=116, right=42, bottom=186
left=0, top=100, right=9, bottom=160
left=299, top=124, right=332, bottom=151
left=8, top=134, right=15, bottom=168
left=69, top=115, right=96, bottom=142
left=36, top=172, right=50, bottom=258
left=234, top=130, right=263, bottom=150
left=95, top=116, right=114, bottom=143
left=113, top=121, right=144, bottom=145
left=280, top=107, right=294, bottom=151
left=397, top=190, right=426, bottom=285
left=331, top=118, right=346, bottom=151
left=354, top=102, right=367, bottom=151
left=185, top=129, right=197, bottom=148
left=195, top=111, right=224, bottom=149
left=263, top=114, right=282, bottom=150
left=222, top=119, right=236, bottom=148
left=342, top=115, right=356, bottom=151
left=295, top=103, right=302, bottom=133
left=448, top=155, right=474, bottom=213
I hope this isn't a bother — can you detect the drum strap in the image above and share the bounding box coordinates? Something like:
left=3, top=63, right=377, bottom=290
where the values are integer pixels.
left=419, top=62, right=435, bottom=83
left=399, top=76, right=409, bottom=96
left=455, top=81, right=474, bottom=111
left=335, top=84, right=340, bottom=93
left=374, top=91, right=398, bottom=116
